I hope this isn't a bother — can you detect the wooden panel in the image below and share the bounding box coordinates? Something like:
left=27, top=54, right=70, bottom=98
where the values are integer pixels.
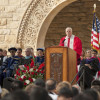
left=68, top=48, right=76, bottom=84
left=62, top=48, right=68, bottom=81
left=45, top=46, right=76, bottom=84
left=50, top=53, right=63, bottom=83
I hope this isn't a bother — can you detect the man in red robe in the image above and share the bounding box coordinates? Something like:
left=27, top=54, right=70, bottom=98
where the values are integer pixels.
left=59, top=27, right=82, bottom=64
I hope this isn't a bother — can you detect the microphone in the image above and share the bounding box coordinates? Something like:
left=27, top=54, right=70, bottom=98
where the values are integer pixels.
left=62, top=39, right=66, bottom=43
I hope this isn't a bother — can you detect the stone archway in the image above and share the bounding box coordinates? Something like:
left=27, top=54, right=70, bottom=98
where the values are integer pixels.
left=17, top=0, right=77, bottom=52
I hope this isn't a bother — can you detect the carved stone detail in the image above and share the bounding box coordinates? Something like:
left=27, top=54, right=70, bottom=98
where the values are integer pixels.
left=17, top=0, right=76, bottom=50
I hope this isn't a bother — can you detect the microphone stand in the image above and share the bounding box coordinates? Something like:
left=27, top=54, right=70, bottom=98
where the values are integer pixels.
left=71, top=65, right=85, bottom=90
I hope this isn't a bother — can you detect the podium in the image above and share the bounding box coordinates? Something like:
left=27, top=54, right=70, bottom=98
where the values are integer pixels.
left=45, top=46, right=76, bottom=84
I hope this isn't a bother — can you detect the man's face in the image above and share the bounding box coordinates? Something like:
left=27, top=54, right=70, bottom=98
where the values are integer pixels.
left=86, top=50, right=91, bottom=57
left=10, top=50, right=16, bottom=56
left=3, top=50, right=7, bottom=56
left=16, top=50, right=22, bottom=56
left=37, top=50, right=43, bottom=57
left=66, top=28, right=72, bottom=38
left=25, top=49, right=31, bottom=56
left=91, top=51, right=97, bottom=57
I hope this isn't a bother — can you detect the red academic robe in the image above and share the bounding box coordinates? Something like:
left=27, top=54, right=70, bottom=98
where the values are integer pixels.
left=59, top=35, right=82, bottom=60
left=59, top=35, right=82, bottom=81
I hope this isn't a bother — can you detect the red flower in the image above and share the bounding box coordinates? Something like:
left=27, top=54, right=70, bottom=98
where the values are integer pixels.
left=24, top=64, right=27, bottom=68
left=33, top=68, right=36, bottom=71
left=38, top=63, right=44, bottom=70
left=30, top=59, right=34, bottom=67
left=31, top=72, right=34, bottom=75
left=28, top=77, right=33, bottom=82
left=16, top=70, right=20, bottom=76
left=27, top=66, right=29, bottom=71
left=24, top=82, right=27, bottom=85
left=19, top=78, right=23, bottom=81
left=22, top=70, right=26, bottom=73
left=35, top=73, right=37, bottom=75
left=23, top=76, right=26, bottom=79
left=41, top=70, right=44, bottom=74
left=15, top=76, right=16, bottom=79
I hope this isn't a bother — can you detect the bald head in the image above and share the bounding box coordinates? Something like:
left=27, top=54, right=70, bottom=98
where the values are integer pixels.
left=46, top=79, right=56, bottom=91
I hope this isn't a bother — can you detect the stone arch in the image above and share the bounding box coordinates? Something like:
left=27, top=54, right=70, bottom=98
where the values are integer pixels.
left=17, top=0, right=77, bottom=52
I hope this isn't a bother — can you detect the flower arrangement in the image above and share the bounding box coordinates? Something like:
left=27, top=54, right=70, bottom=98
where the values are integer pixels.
left=15, top=59, right=45, bottom=86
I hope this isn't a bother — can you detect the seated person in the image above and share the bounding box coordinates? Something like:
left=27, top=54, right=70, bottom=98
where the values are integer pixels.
left=35, top=48, right=44, bottom=65
left=0, top=47, right=19, bottom=85
left=0, top=49, right=4, bottom=70
left=79, top=49, right=99, bottom=89
left=16, top=48, right=24, bottom=58
left=19, top=48, right=33, bottom=66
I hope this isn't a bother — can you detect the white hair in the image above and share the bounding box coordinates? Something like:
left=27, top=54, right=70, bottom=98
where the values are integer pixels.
left=65, top=27, right=72, bottom=32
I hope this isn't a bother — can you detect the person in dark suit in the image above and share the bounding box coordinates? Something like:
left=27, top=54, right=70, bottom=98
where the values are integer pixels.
left=35, top=48, right=44, bottom=66
left=79, top=49, right=99, bottom=89
left=0, top=47, right=19, bottom=86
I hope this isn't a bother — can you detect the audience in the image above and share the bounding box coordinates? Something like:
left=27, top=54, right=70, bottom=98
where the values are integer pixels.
left=30, top=87, right=50, bottom=100
left=34, top=78, right=45, bottom=88
left=25, top=83, right=37, bottom=96
left=57, top=87, right=73, bottom=100
left=2, top=90, right=30, bottom=100
left=10, top=80, right=24, bottom=92
left=56, top=81, right=72, bottom=94
left=91, top=80, right=100, bottom=93
left=46, top=79, right=58, bottom=100
left=73, top=93, right=93, bottom=100
left=83, top=89, right=99, bottom=100
left=1, top=88, right=9, bottom=98
left=0, top=47, right=99, bottom=100
left=72, top=87, right=79, bottom=97
left=72, top=84, right=81, bottom=93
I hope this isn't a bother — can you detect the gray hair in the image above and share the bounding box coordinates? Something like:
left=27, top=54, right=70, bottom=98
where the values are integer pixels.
left=65, top=27, right=72, bottom=32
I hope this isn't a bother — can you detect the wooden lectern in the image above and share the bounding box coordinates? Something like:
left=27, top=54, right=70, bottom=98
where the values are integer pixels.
left=45, top=46, right=76, bottom=84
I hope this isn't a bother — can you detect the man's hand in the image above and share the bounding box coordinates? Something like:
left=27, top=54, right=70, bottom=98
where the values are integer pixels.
left=85, top=64, right=92, bottom=69
left=3, top=69, right=6, bottom=72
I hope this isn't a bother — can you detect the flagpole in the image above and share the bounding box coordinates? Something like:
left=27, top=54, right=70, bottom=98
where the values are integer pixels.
left=93, top=4, right=96, bottom=12
left=93, top=4, right=100, bottom=53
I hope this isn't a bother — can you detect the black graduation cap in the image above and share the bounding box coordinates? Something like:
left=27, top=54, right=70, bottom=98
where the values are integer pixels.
left=8, top=47, right=17, bottom=52
left=37, top=48, right=44, bottom=52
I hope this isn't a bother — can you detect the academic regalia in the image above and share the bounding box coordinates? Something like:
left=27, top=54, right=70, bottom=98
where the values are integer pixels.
left=59, top=35, right=82, bottom=62
left=35, top=56, right=44, bottom=66
left=0, top=56, right=4, bottom=66
left=79, top=57, right=99, bottom=89
left=0, top=56, right=19, bottom=86
left=19, top=56, right=33, bottom=66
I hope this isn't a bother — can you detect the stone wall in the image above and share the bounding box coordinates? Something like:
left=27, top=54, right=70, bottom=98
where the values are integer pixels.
left=45, top=0, right=100, bottom=50
left=0, top=0, right=32, bottom=50
left=0, top=0, right=100, bottom=52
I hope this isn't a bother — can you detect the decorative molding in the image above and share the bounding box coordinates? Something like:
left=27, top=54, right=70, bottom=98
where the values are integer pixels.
left=17, top=0, right=76, bottom=50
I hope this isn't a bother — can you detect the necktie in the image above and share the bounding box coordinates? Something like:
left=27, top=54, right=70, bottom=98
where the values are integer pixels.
left=68, top=38, right=70, bottom=47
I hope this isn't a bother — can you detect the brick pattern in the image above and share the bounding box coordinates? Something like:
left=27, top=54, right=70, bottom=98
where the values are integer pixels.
left=45, top=0, right=100, bottom=50
left=0, top=0, right=32, bottom=49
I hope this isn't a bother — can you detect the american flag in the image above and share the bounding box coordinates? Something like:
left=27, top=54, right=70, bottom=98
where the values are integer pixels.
left=91, top=13, right=100, bottom=50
